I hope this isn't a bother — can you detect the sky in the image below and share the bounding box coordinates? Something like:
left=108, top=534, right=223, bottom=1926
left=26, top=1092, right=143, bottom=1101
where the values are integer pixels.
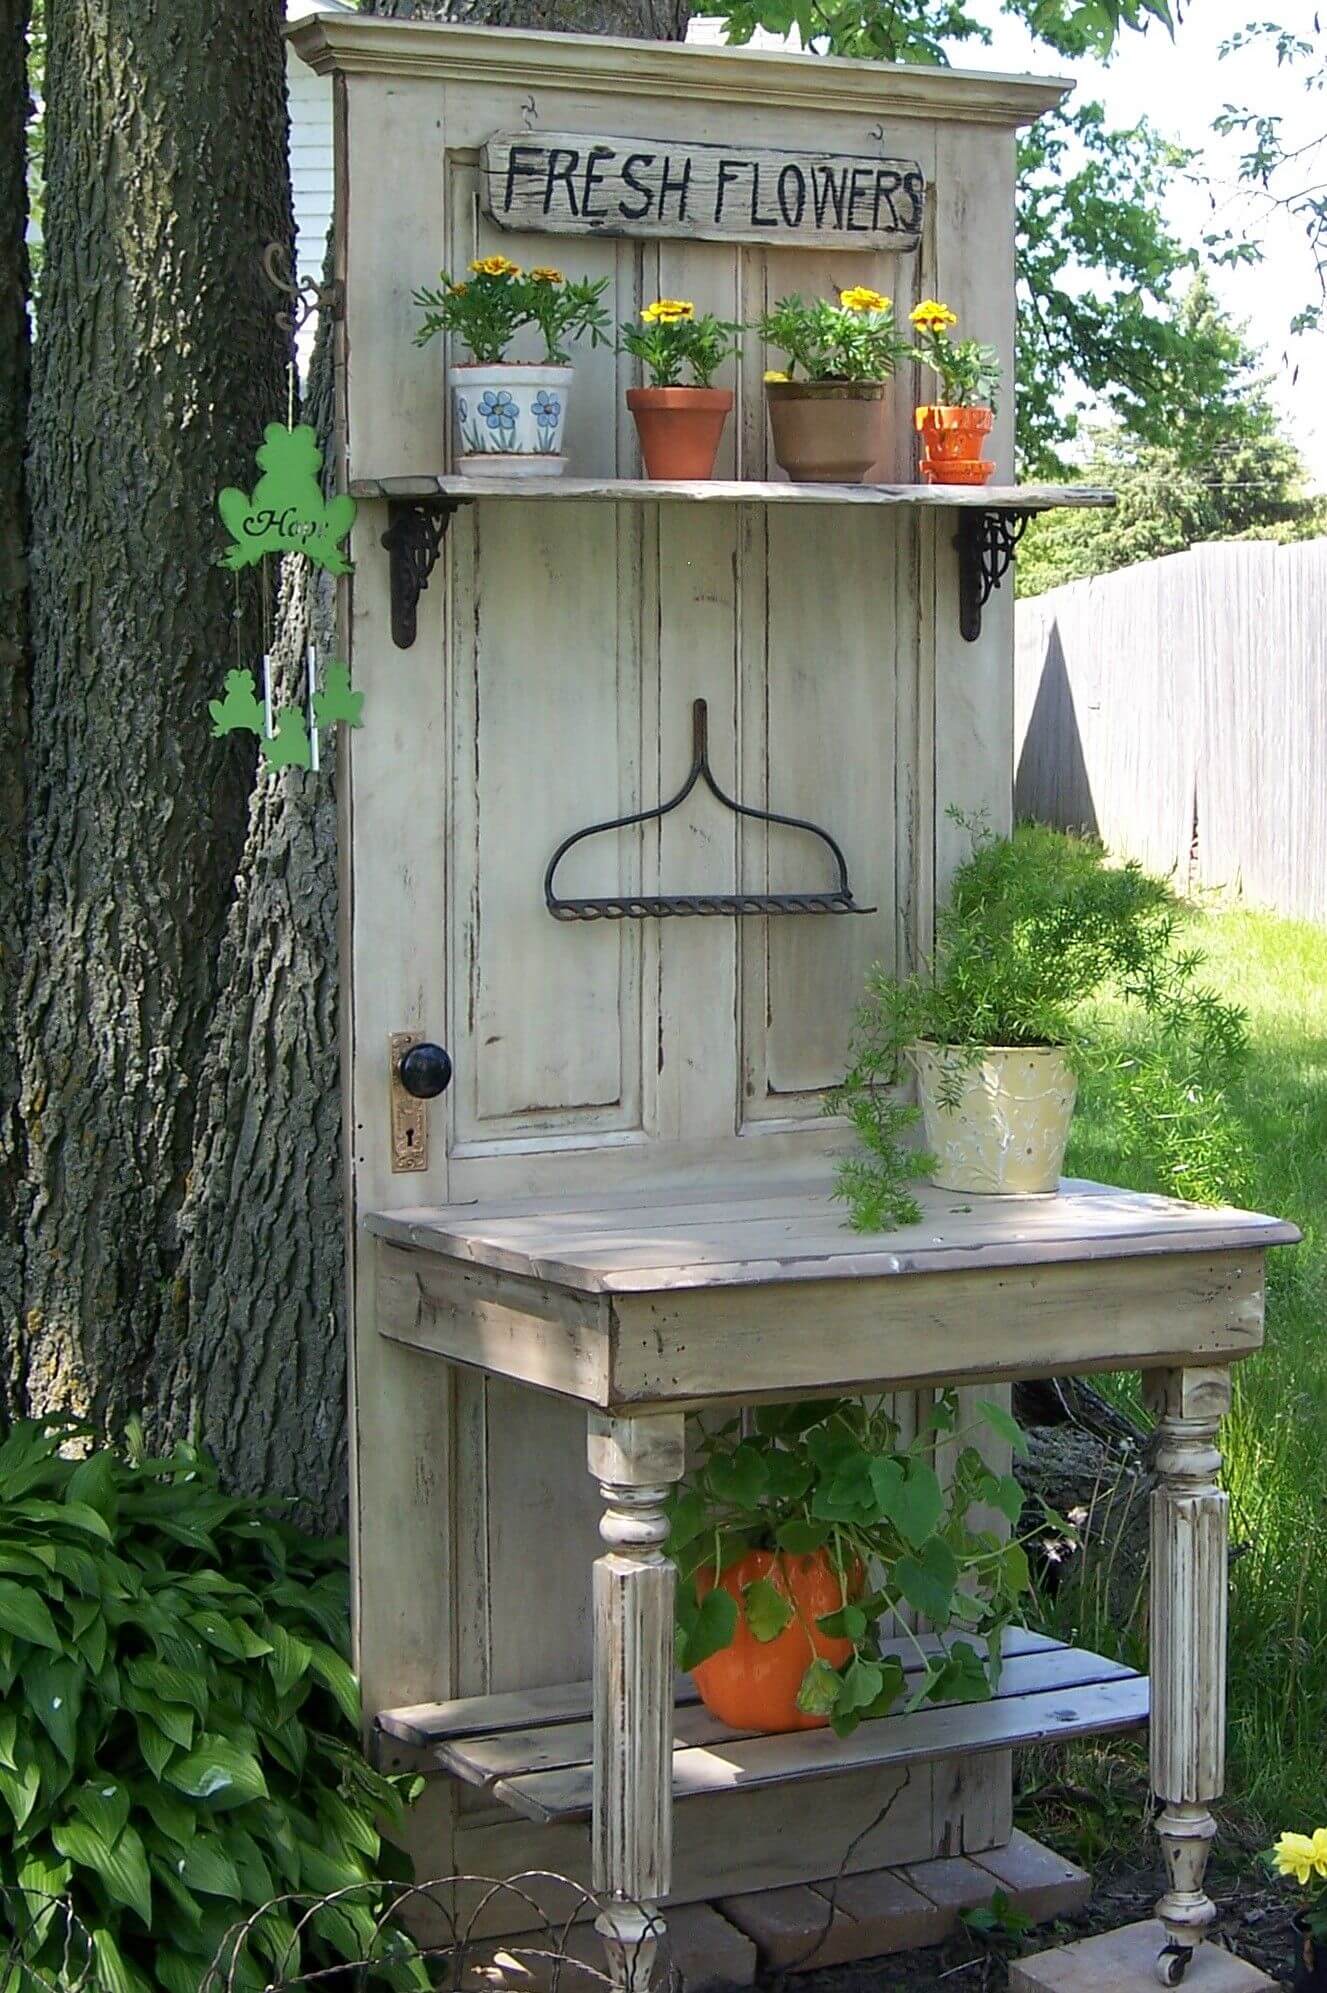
left=691, top=0, right=1327, bottom=483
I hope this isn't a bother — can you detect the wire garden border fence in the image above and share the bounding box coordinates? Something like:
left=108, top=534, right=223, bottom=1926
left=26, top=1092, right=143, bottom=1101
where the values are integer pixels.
left=2, top=1876, right=677, bottom=1993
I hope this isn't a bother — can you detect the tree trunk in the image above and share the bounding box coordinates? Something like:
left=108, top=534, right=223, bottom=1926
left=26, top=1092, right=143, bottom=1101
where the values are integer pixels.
left=172, top=0, right=693, bottom=1529
left=20, top=0, right=292, bottom=1424
left=173, top=267, right=347, bottom=1530
left=0, top=0, right=30, bottom=1413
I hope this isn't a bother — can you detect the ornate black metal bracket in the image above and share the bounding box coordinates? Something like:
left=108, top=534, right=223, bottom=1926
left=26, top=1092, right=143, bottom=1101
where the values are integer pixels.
left=381, top=500, right=459, bottom=650
left=956, top=508, right=1031, bottom=642
left=261, top=240, right=344, bottom=338
left=545, top=698, right=875, bottom=920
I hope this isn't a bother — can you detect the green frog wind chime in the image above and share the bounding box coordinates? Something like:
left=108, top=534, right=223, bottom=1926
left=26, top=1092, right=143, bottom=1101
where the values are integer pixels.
left=211, top=416, right=363, bottom=772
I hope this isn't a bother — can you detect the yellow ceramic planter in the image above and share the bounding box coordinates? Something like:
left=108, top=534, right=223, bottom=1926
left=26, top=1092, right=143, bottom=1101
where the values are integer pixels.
left=910, top=1043, right=1077, bottom=1195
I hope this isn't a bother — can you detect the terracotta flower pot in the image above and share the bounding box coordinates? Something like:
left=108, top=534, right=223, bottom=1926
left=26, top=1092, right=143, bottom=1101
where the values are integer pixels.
left=691, top=1547, right=858, bottom=1733
left=765, top=380, right=889, bottom=484
left=910, top=1043, right=1077, bottom=1196
left=627, top=386, right=732, bottom=480
left=915, top=404, right=994, bottom=486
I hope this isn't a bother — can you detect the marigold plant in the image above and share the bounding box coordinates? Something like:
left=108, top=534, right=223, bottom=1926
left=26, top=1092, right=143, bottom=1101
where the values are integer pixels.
left=759, top=288, right=908, bottom=383
left=619, top=298, right=742, bottom=388
left=909, top=298, right=1001, bottom=409
left=414, top=257, right=611, bottom=365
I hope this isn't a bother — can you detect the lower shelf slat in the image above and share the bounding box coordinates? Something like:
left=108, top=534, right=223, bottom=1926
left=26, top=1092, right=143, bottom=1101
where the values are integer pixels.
left=441, top=1645, right=1138, bottom=1790
left=494, top=1671, right=1147, bottom=1823
left=380, top=1633, right=1148, bottom=1826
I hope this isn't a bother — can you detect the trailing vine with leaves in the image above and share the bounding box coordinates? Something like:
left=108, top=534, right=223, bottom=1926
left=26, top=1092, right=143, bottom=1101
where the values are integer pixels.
left=668, top=1393, right=1039, bottom=1737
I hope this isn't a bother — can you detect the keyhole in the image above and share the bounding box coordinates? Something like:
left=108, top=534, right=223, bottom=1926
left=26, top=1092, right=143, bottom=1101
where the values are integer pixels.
left=405, top=1126, right=415, bottom=1149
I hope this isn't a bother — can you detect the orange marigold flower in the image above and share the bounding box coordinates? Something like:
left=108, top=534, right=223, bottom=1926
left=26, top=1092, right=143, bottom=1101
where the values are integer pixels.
left=641, top=298, right=696, bottom=324
left=910, top=299, right=958, bottom=333
left=839, top=285, right=891, bottom=314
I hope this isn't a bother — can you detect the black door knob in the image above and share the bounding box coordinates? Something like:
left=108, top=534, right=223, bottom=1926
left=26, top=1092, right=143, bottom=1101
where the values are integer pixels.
left=398, top=1041, right=453, bottom=1099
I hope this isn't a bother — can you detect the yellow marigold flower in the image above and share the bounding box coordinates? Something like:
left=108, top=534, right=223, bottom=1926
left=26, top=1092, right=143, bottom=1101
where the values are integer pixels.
left=470, top=254, right=521, bottom=279
left=839, top=286, right=891, bottom=314
left=1274, top=1833, right=1320, bottom=1886
left=641, top=298, right=695, bottom=324
left=763, top=369, right=789, bottom=382
left=911, top=298, right=958, bottom=333
left=448, top=281, right=470, bottom=296
left=1312, top=1828, right=1327, bottom=1879
left=531, top=266, right=564, bottom=284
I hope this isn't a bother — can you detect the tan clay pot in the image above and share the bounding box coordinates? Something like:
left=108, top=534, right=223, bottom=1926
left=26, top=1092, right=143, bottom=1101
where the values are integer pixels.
left=910, top=1043, right=1077, bottom=1195
left=765, top=380, right=889, bottom=483
left=627, top=386, right=733, bottom=480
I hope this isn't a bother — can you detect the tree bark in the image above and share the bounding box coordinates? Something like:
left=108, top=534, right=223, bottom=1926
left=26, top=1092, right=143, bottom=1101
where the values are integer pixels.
left=172, top=0, right=693, bottom=1533
left=20, top=0, right=292, bottom=1424
left=0, top=0, right=31, bottom=1411
left=368, top=0, right=692, bottom=49
left=173, top=267, right=347, bottom=1531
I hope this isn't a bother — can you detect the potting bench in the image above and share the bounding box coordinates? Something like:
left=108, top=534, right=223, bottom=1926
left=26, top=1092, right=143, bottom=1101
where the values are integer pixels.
left=288, top=12, right=1299, bottom=1986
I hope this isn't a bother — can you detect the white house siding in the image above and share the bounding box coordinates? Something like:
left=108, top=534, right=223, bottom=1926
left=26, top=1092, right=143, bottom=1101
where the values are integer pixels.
left=287, top=0, right=354, bottom=366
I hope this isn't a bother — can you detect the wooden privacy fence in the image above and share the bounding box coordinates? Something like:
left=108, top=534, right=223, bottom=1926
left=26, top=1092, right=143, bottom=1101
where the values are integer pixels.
left=1015, top=538, right=1327, bottom=924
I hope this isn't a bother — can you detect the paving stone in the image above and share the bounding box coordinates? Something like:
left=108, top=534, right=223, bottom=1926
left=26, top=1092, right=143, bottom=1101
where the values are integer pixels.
left=1010, top=1918, right=1277, bottom=1993
left=716, top=1881, right=864, bottom=1972
left=898, top=1852, right=1006, bottom=1933
left=477, top=1903, right=757, bottom=1993
left=664, top=1902, right=759, bottom=1988
left=811, top=1866, right=941, bottom=1957
left=969, top=1827, right=1092, bottom=1925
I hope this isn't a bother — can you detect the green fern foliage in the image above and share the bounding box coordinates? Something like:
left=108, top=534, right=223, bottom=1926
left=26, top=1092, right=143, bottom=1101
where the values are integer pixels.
left=832, top=818, right=1249, bottom=1229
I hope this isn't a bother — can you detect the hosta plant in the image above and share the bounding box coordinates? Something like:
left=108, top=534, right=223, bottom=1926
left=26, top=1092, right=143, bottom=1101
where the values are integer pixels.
left=668, top=1392, right=1035, bottom=1736
left=0, top=1417, right=426, bottom=1993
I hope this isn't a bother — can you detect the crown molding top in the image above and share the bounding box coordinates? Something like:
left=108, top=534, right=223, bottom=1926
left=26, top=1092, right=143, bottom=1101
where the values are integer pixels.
left=286, top=14, right=1070, bottom=126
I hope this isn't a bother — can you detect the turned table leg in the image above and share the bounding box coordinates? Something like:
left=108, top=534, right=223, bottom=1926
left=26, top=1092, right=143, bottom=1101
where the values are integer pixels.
left=1145, top=1366, right=1232, bottom=1988
left=587, top=1411, right=687, bottom=1993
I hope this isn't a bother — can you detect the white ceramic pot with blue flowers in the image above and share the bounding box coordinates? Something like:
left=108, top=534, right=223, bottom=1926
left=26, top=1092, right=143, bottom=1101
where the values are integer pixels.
left=451, top=362, right=574, bottom=478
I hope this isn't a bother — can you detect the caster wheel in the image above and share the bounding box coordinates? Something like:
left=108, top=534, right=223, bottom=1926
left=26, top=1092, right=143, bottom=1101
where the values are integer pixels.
left=1156, top=1943, right=1193, bottom=1987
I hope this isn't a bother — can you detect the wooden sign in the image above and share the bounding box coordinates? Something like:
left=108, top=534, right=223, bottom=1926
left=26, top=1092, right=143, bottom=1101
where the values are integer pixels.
left=482, top=132, right=925, bottom=253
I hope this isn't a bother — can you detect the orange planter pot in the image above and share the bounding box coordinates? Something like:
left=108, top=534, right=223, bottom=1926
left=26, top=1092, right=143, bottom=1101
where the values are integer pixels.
left=916, top=403, right=995, bottom=486
left=628, top=386, right=733, bottom=480
left=691, top=1547, right=859, bottom=1733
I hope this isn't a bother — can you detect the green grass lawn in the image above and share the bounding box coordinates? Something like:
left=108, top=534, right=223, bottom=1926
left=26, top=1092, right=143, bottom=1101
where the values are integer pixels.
left=1039, top=905, right=1327, bottom=1845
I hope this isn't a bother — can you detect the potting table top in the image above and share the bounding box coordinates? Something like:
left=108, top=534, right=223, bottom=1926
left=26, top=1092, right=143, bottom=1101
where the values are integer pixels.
left=368, top=1175, right=1298, bottom=1409
left=367, top=1173, right=1297, bottom=1295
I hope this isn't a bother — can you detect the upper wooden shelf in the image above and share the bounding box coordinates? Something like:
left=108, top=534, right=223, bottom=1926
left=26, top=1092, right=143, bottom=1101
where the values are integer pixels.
left=349, top=474, right=1115, bottom=509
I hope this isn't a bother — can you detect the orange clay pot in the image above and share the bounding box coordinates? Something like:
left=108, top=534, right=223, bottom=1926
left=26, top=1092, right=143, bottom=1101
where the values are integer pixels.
left=916, top=404, right=995, bottom=486
left=627, top=386, right=733, bottom=480
left=691, top=1548, right=860, bottom=1733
